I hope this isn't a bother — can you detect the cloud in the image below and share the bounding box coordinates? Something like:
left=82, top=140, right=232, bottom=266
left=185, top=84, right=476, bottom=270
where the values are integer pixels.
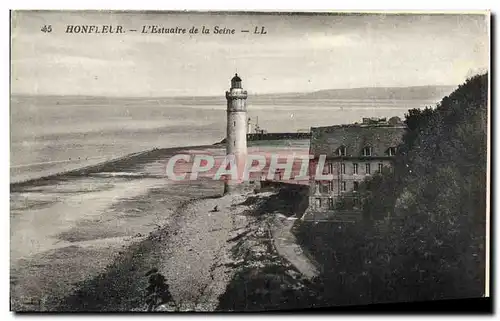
left=466, top=67, right=488, bottom=79
left=303, top=33, right=362, bottom=49
left=10, top=11, right=489, bottom=96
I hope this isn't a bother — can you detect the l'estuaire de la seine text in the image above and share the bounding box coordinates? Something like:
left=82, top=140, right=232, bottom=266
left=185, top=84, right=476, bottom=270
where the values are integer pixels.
left=43, top=24, right=268, bottom=35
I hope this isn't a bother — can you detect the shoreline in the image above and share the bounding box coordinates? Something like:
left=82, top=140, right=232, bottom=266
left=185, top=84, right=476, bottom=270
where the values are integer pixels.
left=53, top=194, right=221, bottom=312
left=11, top=178, right=319, bottom=311
left=10, top=144, right=220, bottom=189
left=10, top=177, right=226, bottom=311
left=10, top=140, right=315, bottom=312
left=10, top=137, right=309, bottom=189
left=49, top=187, right=318, bottom=312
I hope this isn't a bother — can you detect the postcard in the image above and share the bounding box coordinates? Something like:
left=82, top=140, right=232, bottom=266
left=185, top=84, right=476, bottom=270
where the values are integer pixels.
left=10, top=10, right=490, bottom=312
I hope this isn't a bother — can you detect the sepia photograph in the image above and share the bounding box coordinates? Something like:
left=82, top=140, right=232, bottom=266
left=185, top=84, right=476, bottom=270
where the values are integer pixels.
left=9, top=10, right=490, bottom=312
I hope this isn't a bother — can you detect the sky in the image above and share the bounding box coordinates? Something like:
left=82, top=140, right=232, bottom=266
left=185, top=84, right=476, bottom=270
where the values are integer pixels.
left=11, top=11, right=489, bottom=96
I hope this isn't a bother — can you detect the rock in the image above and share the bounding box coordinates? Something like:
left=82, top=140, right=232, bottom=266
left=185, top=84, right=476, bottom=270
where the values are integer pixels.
left=287, top=269, right=301, bottom=279
left=156, top=302, right=177, bottom=312
left=223, top=258, right=244, bottom=266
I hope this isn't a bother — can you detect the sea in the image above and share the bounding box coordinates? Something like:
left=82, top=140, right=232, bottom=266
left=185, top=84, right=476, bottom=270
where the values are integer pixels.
left=10, top=95, right=440, bottom=183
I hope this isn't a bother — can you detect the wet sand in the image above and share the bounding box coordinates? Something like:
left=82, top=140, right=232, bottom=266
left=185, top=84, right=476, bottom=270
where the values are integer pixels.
left=10, top=141, right=314, bottom=311
left=10, top=146, right=226, bottom=311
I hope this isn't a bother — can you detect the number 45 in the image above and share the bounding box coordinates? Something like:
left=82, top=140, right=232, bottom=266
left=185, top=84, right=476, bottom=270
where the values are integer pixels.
left=41, top=25, right=52, bottom=33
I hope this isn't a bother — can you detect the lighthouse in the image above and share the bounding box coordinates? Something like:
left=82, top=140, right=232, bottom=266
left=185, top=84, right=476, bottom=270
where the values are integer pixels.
left=225, top=73, right=248, bottom=194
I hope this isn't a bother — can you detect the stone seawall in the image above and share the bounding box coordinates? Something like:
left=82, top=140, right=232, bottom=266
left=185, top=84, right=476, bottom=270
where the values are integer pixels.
left=216, top=132, right=311, bottom=145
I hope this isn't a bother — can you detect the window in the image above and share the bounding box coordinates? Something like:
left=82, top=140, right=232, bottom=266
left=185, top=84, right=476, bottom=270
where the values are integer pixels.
left=341, top=163, right=346, bottom=174
left=341, top=181, right=347, bottom=191
left=363, top=146, right=372, bottom=157
left=353, top=181, right=359, bottom=192
left=328, top=198, right=334, bottom=209
left=328, top=162, right=334, bottom=174
left=388, top=147, right=397, bottom=156
left=328, top=180, right=334, bottom=192
left=234, top=121, right=236, bottom=126
left=316, top=198, right=322, bottom=208
left=321, top=183, right=329, bottom=194
left=353, top=163, right=358, bottom=174
left=365, top=163, right=371, bottom=174
left=338, top=146, right=347, bottom=157
left=378, top=163, right=383, bottom=172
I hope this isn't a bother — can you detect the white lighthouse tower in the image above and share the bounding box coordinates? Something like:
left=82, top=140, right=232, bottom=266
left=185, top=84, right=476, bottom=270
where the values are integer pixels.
left=225, top=73, right=248, bottom=194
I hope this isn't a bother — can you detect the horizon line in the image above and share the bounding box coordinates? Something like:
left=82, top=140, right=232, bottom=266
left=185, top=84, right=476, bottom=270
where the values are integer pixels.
left=10, top=83, right=459, bottom=99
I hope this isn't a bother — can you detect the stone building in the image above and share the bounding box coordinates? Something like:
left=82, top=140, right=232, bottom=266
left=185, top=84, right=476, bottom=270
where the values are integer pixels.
left=304, top=118, right=405, bottom=221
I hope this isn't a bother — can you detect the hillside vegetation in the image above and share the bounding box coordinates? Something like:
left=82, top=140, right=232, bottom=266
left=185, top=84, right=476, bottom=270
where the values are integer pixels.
left=295, top=73, right=488, bottom=305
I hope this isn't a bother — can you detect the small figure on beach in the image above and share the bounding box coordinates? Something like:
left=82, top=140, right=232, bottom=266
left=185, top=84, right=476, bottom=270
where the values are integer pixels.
left=210, top=205, right=219, bottom=213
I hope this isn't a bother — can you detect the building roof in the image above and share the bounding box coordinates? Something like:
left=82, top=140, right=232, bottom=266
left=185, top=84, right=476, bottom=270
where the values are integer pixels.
left=310, top=124, right=406, bottom=158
